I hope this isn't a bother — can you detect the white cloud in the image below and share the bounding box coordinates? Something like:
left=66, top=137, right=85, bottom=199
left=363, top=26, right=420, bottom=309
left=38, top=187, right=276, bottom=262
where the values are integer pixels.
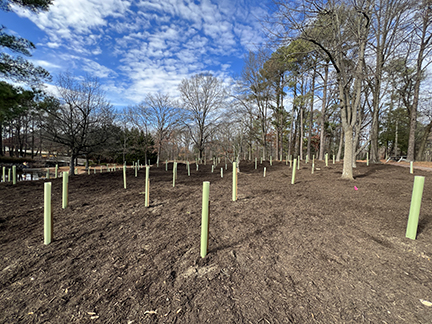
left=30, top=59, right=62, bottom=69
left=12, top=0, right=268, bottom=106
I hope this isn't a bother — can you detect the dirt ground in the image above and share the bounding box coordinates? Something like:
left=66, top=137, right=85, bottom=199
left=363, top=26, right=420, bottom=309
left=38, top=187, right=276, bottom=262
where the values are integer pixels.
left=1, top=160, right=432, bottom=323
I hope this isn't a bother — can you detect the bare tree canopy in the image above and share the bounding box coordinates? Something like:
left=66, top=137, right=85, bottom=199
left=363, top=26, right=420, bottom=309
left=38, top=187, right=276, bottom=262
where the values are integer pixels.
left=179, top=73, right=226, bottom=160
left=40, top=72, right=114, bottom=174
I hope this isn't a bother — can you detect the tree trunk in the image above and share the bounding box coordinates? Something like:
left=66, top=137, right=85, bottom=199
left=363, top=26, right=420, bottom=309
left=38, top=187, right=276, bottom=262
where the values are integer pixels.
left=307, top=69, right=315, bottom=160
left=369, top=108, right=380, bottom=163
left=0, top=123, right=3, bottom=156
left=341, top=125, right=353, bottom=179
left=69, top=154, right=76, bottom=175
left=336, top=126, right=343, bottom=161
left=407, top=3, right=430, bottom=161
left=417, top=121, right=432, bottom=160
left=319, top=62, right=328, bottom=161
left=394, top=121, right=398, bottom=157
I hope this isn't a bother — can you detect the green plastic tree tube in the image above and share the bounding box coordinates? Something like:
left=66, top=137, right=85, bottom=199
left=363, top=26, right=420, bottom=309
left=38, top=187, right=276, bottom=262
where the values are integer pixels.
left=44, top=182, right=52, bottom=245
left=62, top=172, right=68, bottom=209
left=94, top=167, right=96, bottom=174
left=211, top=165, right=214, bottom=173
left=255, top=157, right=257, bottom=169
left=135, top=164, right=138, bottom=177
left=313, top=155, right=315, bottom=164
left=55, top=164, right=58, bottom=178
left=297, top=157, right=300, bottom=170
left=225, top=163, right=227, bottom=170
left=166, top=160, right=168, bottom=171
left=270, top=156, right=272, bottom=166
left=325, top=153, right=328, bottom=167
left=88, top=168, right=90, bottom=175
left=123, top=164, right=127, bottom=189
left=2, top=166, right=5, bottom=182
left=366, top=152, right=369, bottom=166
left=196, top=163, right=199, bottom=171
left=157, top=156, right=159, bottom=167
left=306, top=155, right=309, bottom=164
left=312, top=162, right=315, bottom=174
left=187, top=161, right=190, bottom=176
left=333, top=155, right=335, bottom=164
left=410, top=161, right=413, bottom=174
left=145, top=166, right=150, bottom=207
left=8, top=168, right=11, bottom=182
left=232, top=162, right=237, bottom=201
left=173, top=162, right=177, bottom=187
left=200, top=181, right=210, bottom=258
left=221, top=168, right=223, bottom=178
left=291, top=159, right=297, bottom=185
left=286, top=155, right=288, bottom=165
left=260, top=157, right=262, bottom=164
left=263, top=167, right=266, bottom=177
left=406, top=176, right=425, bottom=240
left=137, top=160, right=140, bottom=169
left=12, top=165, right=16, bottom=184
left=289, top=160, right=292, bottom=168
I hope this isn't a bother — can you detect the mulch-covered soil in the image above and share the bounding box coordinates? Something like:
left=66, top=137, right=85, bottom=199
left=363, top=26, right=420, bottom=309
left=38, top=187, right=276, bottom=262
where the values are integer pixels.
left=1, top=160, right=432, bottom=323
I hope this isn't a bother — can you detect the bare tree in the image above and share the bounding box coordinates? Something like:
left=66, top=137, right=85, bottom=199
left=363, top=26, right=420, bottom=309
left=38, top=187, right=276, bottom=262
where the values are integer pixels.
left=406, top=0, right=432, bottom=161
left=41, top=72, right=114, bottom=174
left=179, top=73, right=226, bottom=161
left=367, top=0, right=411, bottom=163
left=129, top=93, right=181, bottom=164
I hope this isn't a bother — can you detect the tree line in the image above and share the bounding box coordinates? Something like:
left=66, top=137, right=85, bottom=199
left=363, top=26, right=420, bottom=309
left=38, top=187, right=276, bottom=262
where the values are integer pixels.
left=1, top=0, right=431, bottom=179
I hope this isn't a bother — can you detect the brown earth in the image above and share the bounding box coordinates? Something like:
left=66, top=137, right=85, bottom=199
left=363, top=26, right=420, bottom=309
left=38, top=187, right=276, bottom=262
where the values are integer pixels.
left=1, top=160, right=432, bottom=324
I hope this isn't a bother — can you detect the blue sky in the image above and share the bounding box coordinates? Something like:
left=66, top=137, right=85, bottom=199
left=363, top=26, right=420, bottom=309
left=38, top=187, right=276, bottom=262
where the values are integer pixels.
left=1, top=0, right=269, bottom=109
